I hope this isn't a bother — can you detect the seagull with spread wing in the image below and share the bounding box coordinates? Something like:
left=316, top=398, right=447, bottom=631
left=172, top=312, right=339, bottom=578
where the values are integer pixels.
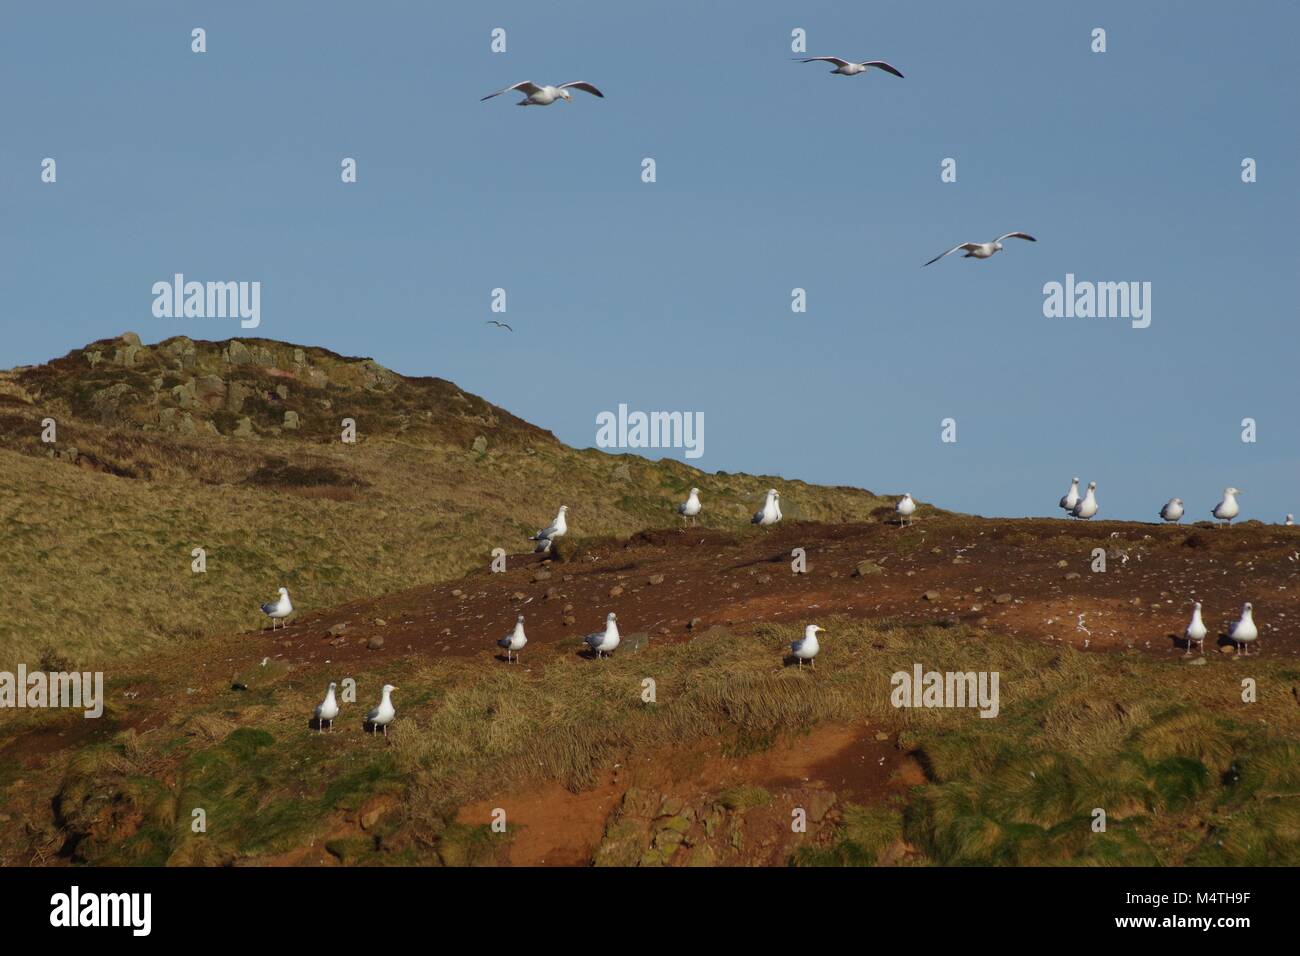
left=486, top=320, right=513, bottom=332
left=794, top=56, right=904, bottom=78
left=481, top=81, right=604, bottom=106
left=923, top=232, right=1037, bottom=267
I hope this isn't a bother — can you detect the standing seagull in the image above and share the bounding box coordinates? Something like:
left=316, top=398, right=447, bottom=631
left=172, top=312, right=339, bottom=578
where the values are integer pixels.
left=314, top=682, right=339, bottom=733
left=752, top=489, right=781, bottom=526
left=1286, top=514, right=1295, bottom=526
left=896, top=493, right=916, bottom=527
left=1059, top=477, right=1080, bottom=516
left=481, top=81, right=604, bottom=106
left=585, top=612, right=620, bottom=659
left=497, top=615, right=527, bottom=663
left=1072, top=481, right=1099, bottom=519
left=365, top=685, right=397, bottom=736
left=1211, top=488, right=1242, bottom=528
left=923, top=232, right=1037, bottom=267
left=261, top=587, right=293, bottom=630
left=1229, top=603, right=1258, bottom=656
left=677, top=487, right=702, bottom=526
left=1160, top=498, right=1185, bottom=523
left=789, top=625, right=823, bottom=669
left=794, top=56, right=904, bottom=79
left=531, top=505, right=568, bottom=552
left=1184, top=603, right=1207, bottom=656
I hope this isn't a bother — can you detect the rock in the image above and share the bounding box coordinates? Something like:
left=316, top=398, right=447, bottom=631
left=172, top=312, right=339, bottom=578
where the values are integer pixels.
left=373, top=618, right=387, bottom=627
left=119, top=331, right=142, bottom=347
left=283, top=410, right=300, bottom=430
left=994, top=593, right=1013, bottom=605
left=922, top=590, right=940, bottom=602
left=367, top=635, right=384, bottom=650
left=532, top=569, right=552, bottom=583
left=1187, top=657, right=1207, bottom=666
left=225, top=381, right=251, bottom=413
left=360, top=808, right=382, bottom=830
left=327, top=624, right=349, bottom=637
left=609, top=585, right=625, bottom=598
left=874, top=731, right=889, bottom=742
left=226, top=341, right=252, bottom=365
left=544, top=587, right=559, bottom=600
left=471, top=435, right=488, bottom=454
left=756, top=574, right=772, bottom=585
left=853, top=560, right=883, bottom=577
left=451, top=589, right=464, bottom=598
left=233, top=417, right=255, bottom=438
left=688, top=617, right=703, bottom=631
left=612, top=463, right=631, bottom=481
left=1056, top=560, right=1069, bottom=568
left=1064, top=572, right=1081, bottom=581
left=805, top=791, right=837, bottom=823
left=621, top=632, right=650, bottom=653
left=293, top=348, right=306, bottom=365
left=512, top=591, right=526, bottom=601
left=562, top=615, right=576, bottom=626
left=1219, top=645, right=1235, bottom=655
left=648, top=574, right=665, bottom=586
left=936, top=616, right=960, bottom=628
left=275, top=384, right=289, bottom=400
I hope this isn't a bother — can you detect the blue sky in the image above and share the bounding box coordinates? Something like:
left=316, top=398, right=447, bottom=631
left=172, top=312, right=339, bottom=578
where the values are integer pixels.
left=3, top=1, right=1297, bottom=521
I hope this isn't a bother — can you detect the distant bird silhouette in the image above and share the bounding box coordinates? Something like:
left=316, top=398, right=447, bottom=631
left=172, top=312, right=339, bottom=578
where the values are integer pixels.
left=486, top=320, right=513, bottom=332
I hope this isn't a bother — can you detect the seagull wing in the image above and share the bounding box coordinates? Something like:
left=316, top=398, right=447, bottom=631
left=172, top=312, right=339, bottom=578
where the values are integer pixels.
left=798, top=56, right=851, bottom=67
left=861, top=60, right=904, bottom=77
left=994, top=232, right=1037, bottom=243
left=558, top=81, right=604, bottom=98
left=923, top=243, right=979, bottom=267
left=481, top=81, right=541, bottom=101
left=260, top=602, right=276, bottom=614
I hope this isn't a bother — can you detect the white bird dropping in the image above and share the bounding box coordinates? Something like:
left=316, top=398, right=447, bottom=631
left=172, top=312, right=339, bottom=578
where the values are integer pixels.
left=531, top=505, right=568, bottom=552
left=897, top=493, right=916, bottom=527
left=314, top=681, right=339, bottom=733
left=1072, top=481, right=1098, bottom=519
left=366, top=684, right=397, bottom=736
left=1059, top=477, right=1080, bottom=515
left=1160, top=498, right=1185, bottom=523
left=752, top=489, right=781, bottom=526
left=678, top=488, right=702, bottom=526
left=1184, top=603, right=1206, bottom=656
left=1229, top=603, right=1258, bottom=656
left=497, top=615, right=527, bottom=663
left=585, top=612, right=620, bottom=659
left=1212, top=488, right=1241, bottom=527
left=790, top=625, right=823, bottom=669
left=261, top=587, right=293, bottom=630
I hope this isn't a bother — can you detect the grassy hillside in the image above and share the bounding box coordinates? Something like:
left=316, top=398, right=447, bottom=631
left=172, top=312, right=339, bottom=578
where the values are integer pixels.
left=0, top=333, right=890, bottom=665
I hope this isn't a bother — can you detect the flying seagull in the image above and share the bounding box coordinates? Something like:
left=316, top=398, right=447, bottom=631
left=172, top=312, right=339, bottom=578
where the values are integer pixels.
left=261, top=587, right=293, bottom=630
left=1212, top=488, right=1241, bottom=528
left=486, top=320, right=513, bottom=332
left=923, top=232, right=1037, bottom=267
left=794, top=57, right=904, bottom=78
left=790, top=625, right=823, bottom=669
left=314, top=682, right=339, bottom=733
left=1160, top=498, right=1185, bottom=523
left=530, top=504, right=568, bottom=552
left=366, top=684, right=397, bottom=736
left=481, top=81, right=604, bottom=106
left=497, top=615, right=527, bottom=663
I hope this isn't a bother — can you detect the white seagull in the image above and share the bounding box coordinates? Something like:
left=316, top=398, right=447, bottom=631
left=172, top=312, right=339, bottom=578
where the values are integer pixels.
left=1072, top=481, right=1098, bottom=519
left=896, top=493, right=916, bottom=527
left=585, top=612, right=620, bottom=659
left=790, top=625, right=823, bottom=669
left=1160, top=498, right=1185, bottom=523
left=531, top=505, right=568, bottom=552
left=261, top=587, right=293, bottom=630
left=314, top=681, right=339, bottom=733
left=1211, top=488, right=1241, bottom=528
left=481, top=81, right=604, bottom=106
left=752, top=489, right=781, bottom=526
left=923, top=232, right=1037, bottom=267
left=497, top=615, right=527, bottom=663
left=678, top=487, right=702, bottom=526
left=794, top=56, right=904, bottom=79
left=1229, top=602, right=1258, bottom=656
left=1286, top=514, right=1295, bottom=526
left=1184, top=603, right=1206, bottom=656
left=1059, top=477, right=1080, bottom=515
left=365, top=684, right=398, bottom=736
